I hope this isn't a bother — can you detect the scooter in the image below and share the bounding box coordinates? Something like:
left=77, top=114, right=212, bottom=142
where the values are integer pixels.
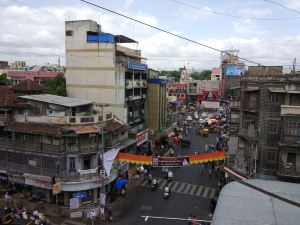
left=151, top=180, right=158, bottom=191
left=163, top=189, right=170, bottom=199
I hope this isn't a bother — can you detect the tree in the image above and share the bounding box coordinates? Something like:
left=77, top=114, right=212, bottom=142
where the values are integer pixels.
left=43, top=74, right=66, bottom=96
left=0, top=73, right=11, bottom=85
left=160, top=70, right=181, bottom=81
left=191, top=70, right=212, bottom=80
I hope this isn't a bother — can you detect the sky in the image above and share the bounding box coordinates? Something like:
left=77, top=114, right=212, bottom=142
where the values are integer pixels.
left=0, top=0, right=300, bottom=71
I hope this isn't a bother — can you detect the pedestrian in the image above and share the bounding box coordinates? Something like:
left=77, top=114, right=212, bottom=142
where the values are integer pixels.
left=90, top=209, right=96, bottom=225
left=200, top=164, right=204, bottom=174
left=100, top=205, right=105, bottom=221
left=107, top=207, right=113, bottom=221
left=192, top=215, right=197, bottom=225
left=205, top=144, right=208, bottom=153
left=208, top=167, right=212, bottom=180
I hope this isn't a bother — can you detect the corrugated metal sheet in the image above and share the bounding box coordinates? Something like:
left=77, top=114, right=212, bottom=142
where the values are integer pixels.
left=18, top=94, right=93, bottom=107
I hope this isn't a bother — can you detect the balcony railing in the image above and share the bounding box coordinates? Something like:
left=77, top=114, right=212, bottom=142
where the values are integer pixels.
left=14, top=113, right=113, bottom=125
left=0, top=139, right=65, bottom=153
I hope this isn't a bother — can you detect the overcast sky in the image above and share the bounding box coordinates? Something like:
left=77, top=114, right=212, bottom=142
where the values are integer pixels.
left=1, top=0, right=300, bottom=71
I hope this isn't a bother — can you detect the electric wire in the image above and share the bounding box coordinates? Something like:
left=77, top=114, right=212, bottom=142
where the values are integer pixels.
left=264, top=0, right=300, bottom=15
left=172, top=0, right=300, bottom=20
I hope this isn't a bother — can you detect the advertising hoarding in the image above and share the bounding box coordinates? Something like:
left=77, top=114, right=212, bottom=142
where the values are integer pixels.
left=202, top=101, right=220, bottom=109
left=152, top=156, right=190, bottom=167
left=226, top=65, right=245, bottom=76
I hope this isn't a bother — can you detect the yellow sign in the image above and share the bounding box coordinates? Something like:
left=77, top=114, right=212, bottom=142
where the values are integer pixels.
left=52, top=182, right=62, bottom=195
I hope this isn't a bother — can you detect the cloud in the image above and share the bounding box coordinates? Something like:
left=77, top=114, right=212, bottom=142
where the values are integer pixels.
left=238, top=8, right=272, bottom=18
left=281, top=0, right=300, bottom=11
left=124, top=0, right=134, bottom=10
left=233, top=19, right=268, bottom=35
left=0, top=3, right=299, bottom=72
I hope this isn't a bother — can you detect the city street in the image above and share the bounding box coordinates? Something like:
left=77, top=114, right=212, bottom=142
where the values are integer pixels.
left=109, top=113, right=219, bottom=225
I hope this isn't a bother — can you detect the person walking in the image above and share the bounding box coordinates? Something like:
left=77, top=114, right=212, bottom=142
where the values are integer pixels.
left=100, top=205, right=105, bottom=221
left=208, top=167, right=212, bottom=180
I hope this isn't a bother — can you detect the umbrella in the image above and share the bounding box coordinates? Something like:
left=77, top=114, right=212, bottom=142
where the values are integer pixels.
left=115, top=178, right=128, bottom=189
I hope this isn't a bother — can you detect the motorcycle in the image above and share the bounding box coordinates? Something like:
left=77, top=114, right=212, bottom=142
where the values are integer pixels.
left=151, top=180, right=158, bottom=191
left=163, top=187, right=170, bottom=199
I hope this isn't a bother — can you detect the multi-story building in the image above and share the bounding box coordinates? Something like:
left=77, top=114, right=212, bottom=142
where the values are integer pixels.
left=147, top=77, right=168, bottom=138
left=10, top=61, right=26, bottom=70
left=235, top=66, right=300, bottom=180
left=211, top=67, right=221, bottom=80
left=65, top=20, right=148, bottom=137
left=0, top=94, right=129, bottom=206
left=186, top=80, right=221, bottom=105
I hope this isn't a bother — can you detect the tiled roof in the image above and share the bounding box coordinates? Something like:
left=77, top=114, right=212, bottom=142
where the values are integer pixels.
left=12, top=79, right=44, bottom=92
left=6, top=122, right=63, bottom=136
left=104, top=120, right=126, bottom=132
left=74, top=125, right=100, bottom=134
left=0, top=86, right=16, bottom=107
left=7, top=71, right=61, bottom=79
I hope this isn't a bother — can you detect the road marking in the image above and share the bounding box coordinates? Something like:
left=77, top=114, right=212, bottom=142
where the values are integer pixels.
left=203, top=187, right=209, bottom=197
left=140, top=179, right=148, bottom=186
left=178, top=183, right=186, bottom=192
left=170, top=182, right=180, bottom=192
left=183, top=183, right=192, bottom=194
left=190, top=185, right=197, bottom=195
left=169, top=181, right=176, bottom=190
left=196, top=186, right=203, bottom=196
left=141, top=215, right=211, bottom=223
left=158, top=179, right=168, bottom=189
left=144, top=216, right=149, bottom=221
left=210, top=188, right=216, bottom=198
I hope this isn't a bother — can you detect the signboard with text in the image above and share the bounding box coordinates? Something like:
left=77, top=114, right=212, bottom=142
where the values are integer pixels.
left=136, top=129, right=149, bottom=146
left=152, top=156, right=190, bottom=167
left=128, top=61, right=148, bottom=71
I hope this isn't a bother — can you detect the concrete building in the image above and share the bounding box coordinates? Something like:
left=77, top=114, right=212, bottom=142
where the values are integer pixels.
left=147, top=77, right=168, bottom=138
left=235, top=67, right=300, bottom=180
left=10, top=61, right=26, bottom=70
left=0, top=94, right=130, bottom=206
left=7, top=71, right=61, bottom=86
left=211, top=67, right=221, bottom=80
left=65, top=20, right=148, bottom=137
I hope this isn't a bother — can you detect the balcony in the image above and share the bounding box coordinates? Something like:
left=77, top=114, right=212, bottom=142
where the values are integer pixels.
left=0, top=114, right=11, bottom=126
left=14, top=112, right=112, bottom=125
left=0, top=139, right=65, bottom=154
left=277, top=162, right=300, bottom=179
left=125, top=80, right=133, bottom=89
left=281, top=105, right=300, bottom=116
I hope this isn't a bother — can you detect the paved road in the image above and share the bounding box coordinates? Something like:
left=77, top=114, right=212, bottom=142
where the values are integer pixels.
left=63, top=112, right=219, bottom=225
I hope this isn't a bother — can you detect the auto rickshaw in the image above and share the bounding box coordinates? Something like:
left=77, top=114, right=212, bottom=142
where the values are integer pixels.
left=201, top=128, right=209, bottom=137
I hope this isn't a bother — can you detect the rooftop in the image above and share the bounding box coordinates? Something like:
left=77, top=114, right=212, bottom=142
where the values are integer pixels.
left=12, top=79, right=44, bottom=92
left=212, top=179, right=300, bottom=225
left=18, top=94, right=93, bottom=107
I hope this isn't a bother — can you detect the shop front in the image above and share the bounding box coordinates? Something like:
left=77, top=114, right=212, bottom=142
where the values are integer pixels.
left=24, top=173, right=53, bottom=203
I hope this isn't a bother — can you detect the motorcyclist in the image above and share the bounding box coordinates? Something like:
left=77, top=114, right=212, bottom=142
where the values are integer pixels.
left=167, top=170, right=173, bottom=181
left=164, top=186, right=170, bottom=198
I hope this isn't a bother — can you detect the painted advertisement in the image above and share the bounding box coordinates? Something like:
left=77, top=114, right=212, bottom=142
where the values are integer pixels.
left=226, top=65, right=246, bottom=76
left=152, top=156, right=190, bottom=167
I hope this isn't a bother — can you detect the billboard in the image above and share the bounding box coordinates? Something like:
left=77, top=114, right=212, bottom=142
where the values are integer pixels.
left=225, top=65, right=245, bottom=76
left=202, top=101, right=220, bottom=109
left=152, top=156, right=190, bottom=167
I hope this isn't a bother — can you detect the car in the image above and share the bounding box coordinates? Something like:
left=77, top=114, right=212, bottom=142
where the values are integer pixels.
left=200, top=112, right=207, bottom=119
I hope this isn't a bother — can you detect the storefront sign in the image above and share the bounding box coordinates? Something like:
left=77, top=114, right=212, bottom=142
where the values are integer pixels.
left=8, top=173, right=24, bottom=184
left=128, top=61, right=148, bottom=71
left=70, top=198, right=80, bottom=210
left=72, top=192, right=88, bottom=199
left=136, top=129, right=149, bottom=146
left=70, top=210, right=83, bottom=218
left=24, top=174, right=52, bottom=189
left=0, top=172, right=8, bottom=181
left=152, top=156, right=190, bottom=167
left=52, top=182, right=62, bottom=195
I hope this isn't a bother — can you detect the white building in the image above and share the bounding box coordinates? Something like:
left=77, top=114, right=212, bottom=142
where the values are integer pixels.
left=65, top=20, right=148, bottom=135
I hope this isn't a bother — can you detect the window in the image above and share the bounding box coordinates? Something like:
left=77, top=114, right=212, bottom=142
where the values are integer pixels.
left=285, top=121, right=300, bottom=136
left=66, top=30, right=73, bottom=36
left=69, top=158, right=76, bottom=171
left=267, top=152, right=276, bottom=161
left=270, top=93, right=283, bottom=102
left=269, top=122, right=279, bottom=134
left=83, top=157, right=91, bottom=170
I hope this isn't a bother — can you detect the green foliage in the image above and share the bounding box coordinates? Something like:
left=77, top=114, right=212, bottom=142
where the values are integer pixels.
left=43, top=74, right=66, bottom=96
left=0, top=73, right=11, bottom=85
left=159, top=70, right=181, bottom=81
left=190, top=70, right=212, bottom=80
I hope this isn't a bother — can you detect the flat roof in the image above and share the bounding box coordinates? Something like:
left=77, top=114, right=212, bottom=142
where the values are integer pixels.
left=212, top=179, right=300, bottom=225
left=18, top=94, right=93, bottom=107
left=115, top=35, right=137, bottom=43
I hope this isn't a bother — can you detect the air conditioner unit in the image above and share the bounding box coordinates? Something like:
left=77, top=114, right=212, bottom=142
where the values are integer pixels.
left=149, top=130, right=155, bottom=135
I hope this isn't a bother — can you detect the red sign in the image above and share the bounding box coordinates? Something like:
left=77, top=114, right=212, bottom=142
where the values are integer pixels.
left=136, top=129, right=149, bottom=146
